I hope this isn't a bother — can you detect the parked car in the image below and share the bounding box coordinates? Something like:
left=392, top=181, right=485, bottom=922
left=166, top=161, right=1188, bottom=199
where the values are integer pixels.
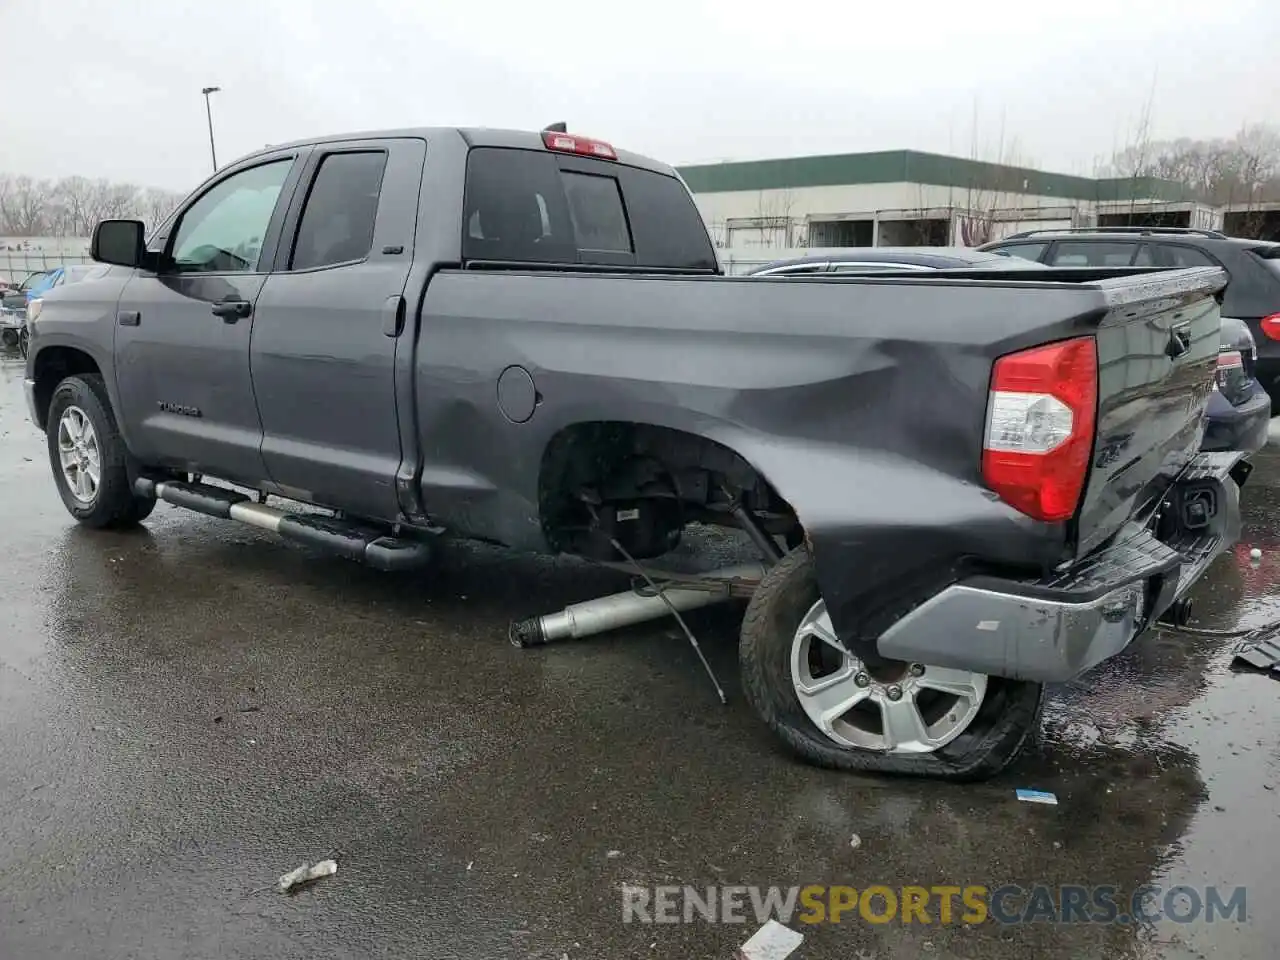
left=25, top=126, right=1247, bottom=781
left=983, top=226, right=1280, bottom=421
left=1, top=270, right=49, bottom=312
left=0, top=303, right=26, bottom=353
left=760, top=237, right=1273, bottom=454
left=7, top=265, right=115, bottom=357
left=26, top=264, right=114, bottom=300
left=746, top=247, right=1043, bottom=275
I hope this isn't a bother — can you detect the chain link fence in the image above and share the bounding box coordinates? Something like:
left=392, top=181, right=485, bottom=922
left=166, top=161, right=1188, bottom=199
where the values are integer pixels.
left=1, top=237, right=93, bottom=282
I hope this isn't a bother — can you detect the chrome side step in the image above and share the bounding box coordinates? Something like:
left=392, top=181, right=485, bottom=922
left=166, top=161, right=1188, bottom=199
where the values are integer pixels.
left=134, top=478, right=431, bottom=571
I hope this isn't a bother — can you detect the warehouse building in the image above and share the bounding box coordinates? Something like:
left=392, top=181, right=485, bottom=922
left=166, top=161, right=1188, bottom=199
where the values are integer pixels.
left=676, top=149, right=1221, bottom=271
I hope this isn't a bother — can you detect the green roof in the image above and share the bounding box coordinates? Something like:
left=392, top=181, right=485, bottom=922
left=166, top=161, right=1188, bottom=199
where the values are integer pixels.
left=677, top=150, right=1195, bottom=203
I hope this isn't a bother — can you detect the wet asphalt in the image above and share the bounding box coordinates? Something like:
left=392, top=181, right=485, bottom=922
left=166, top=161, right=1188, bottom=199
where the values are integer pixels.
left=2, top=354, right=1279, bottom=960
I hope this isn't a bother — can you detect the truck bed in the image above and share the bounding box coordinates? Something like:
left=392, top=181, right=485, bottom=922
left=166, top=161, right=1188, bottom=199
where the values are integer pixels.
left=414, top=264, right=1227, bottom=643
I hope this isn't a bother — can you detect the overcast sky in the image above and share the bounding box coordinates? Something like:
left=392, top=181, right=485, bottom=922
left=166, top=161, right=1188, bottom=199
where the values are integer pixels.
left=2, top=0, right=1277, bottom=190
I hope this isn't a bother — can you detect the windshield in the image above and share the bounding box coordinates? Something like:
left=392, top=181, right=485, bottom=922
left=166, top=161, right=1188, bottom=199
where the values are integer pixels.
left=27, top=271, right=60, bottom=295
left=19, top=271, right=48, bottom=291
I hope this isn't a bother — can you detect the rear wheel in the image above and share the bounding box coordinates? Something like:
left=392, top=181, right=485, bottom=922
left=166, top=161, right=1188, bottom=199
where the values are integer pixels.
left=739, top=548, right=1042, bottom=780
left=46, top=374, right=156, bottom=529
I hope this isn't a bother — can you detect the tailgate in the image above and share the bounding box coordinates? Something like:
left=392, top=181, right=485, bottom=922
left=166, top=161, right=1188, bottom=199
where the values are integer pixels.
left=1074, top=266, right=1228, bottom=557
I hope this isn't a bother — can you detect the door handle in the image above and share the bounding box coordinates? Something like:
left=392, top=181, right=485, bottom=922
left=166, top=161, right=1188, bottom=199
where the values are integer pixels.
left=117, top=310, right=140, bottom=327
left=382, top=294, right=406, bottom=337
left=211, top=299, right=252, bottom=322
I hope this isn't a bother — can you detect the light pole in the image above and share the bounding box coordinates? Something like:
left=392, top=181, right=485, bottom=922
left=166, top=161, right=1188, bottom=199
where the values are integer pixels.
left=201, top=86, right=221, bottom=172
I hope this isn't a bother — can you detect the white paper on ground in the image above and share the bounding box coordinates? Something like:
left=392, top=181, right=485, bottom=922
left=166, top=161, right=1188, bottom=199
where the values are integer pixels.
left=735, top=919, right=804, bottom=960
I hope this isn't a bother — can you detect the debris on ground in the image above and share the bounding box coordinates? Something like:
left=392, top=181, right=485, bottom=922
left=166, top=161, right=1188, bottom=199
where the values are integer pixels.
left=1015, top=789, right=1058, bottom=805
left=276, top=859, right=338, bottom=894
left=1232, top=636, right=1280, bottom=677
left=606, top=850, right=623, bottom=858
left=735, top=920, right=804, bottom=960
left=849, top=833, right=862, bottom=849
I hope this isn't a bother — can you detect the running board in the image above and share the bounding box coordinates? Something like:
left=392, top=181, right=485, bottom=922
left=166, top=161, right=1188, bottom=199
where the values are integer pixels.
left=134, top=478, right=431, bottom=572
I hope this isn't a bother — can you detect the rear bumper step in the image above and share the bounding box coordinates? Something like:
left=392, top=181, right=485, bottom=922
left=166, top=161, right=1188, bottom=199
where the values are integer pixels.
left=134, top=478, right=431, bottom=572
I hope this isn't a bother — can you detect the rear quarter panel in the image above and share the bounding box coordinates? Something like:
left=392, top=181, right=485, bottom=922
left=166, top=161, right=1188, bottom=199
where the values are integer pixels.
left=412, top=271, right=1113, bottom=642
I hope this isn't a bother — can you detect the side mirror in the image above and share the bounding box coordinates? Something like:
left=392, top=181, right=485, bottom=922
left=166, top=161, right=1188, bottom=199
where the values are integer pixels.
left=91, top=220, right=146, bottom=268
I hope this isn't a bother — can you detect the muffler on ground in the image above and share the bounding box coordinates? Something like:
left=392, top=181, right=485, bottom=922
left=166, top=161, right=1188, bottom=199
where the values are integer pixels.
left=509, top=562, right=767, bottom=646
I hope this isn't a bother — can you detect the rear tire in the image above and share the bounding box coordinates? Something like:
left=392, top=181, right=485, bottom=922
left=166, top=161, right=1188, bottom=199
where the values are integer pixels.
left=739, top=547, right=1043, bottom=781
left=46, top=374, right=156, bottom=529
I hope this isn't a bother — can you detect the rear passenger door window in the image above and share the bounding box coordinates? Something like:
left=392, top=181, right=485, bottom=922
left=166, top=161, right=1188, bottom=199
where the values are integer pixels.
left=1158, top=244, right=1216, bottom=268
left=1045, top=241, right=1137, bottom=267
left=289, top=151, right=389, bottom=271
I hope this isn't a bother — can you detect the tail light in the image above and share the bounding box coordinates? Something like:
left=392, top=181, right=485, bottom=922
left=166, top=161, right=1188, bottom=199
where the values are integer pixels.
left=1260, top=314, right=1280, bottom=341
left=541, top=130, right=617, bottom=161
left=1215, top=349, right=1244, bottom=388
left=982, top=336, right=1098, bottom=522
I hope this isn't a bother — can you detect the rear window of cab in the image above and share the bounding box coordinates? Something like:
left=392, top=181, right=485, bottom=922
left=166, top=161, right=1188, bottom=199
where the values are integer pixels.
left=462, top=147, right=717, bottom=271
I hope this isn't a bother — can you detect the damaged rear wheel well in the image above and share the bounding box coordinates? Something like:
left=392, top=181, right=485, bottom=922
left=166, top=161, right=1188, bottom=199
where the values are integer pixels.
left=537, top=421, right=801, bottom=561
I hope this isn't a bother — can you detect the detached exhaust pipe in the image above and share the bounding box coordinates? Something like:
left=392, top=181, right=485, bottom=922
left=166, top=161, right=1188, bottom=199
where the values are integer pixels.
left=510, top=562, right=767, bottom=647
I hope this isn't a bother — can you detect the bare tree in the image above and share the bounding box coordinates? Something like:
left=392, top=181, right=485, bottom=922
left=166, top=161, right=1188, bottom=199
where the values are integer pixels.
left=0, top=176, right=52, bottom=235
left=749, top=189, right=795, bottom=248
left=2, top=171, right=187, bottom=237
left=952, top=104, right=1035, bottom=246
left=0, top=175, right=12, bottom=234
left=142, top=187, right=183, bottom=232
left=81, top=179, right=139, bottom=225
left=52, top=176, right=97, bottom=236
left=1099, top=122, right=1280, bottom=232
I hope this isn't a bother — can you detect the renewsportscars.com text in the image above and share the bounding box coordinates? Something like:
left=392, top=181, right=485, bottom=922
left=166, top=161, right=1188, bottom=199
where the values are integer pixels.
left=621, top=883, right=1247, bottom=926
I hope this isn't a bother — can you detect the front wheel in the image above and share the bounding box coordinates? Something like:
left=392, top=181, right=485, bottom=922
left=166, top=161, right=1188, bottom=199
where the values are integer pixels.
left=46, top=374, right=156, bottom=529
left=739, top=548, right=1042, bottom=781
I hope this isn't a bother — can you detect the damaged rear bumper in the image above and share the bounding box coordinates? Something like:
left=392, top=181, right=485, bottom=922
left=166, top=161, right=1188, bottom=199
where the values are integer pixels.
left=877, top=452, right=1246, bottom=683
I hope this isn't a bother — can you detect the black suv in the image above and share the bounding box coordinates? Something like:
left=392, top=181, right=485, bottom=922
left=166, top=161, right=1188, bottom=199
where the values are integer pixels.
left=983, top=227, right=1280, bottom=429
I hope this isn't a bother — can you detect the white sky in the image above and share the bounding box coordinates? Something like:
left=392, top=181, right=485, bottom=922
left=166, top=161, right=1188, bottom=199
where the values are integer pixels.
left=2, top=0, right=1277, bottom=189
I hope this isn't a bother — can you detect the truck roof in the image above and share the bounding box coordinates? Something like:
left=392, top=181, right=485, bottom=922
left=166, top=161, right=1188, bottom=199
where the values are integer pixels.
left=240, top=127, right=680, bottom=178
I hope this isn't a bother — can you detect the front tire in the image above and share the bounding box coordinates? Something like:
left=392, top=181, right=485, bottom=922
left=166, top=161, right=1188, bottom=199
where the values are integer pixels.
left=46, top=374, right=156, bottom=529
left=739, top=547, right=1043, bottom=781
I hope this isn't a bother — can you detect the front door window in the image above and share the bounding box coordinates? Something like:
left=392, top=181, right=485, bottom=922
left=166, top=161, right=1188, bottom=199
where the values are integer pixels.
left=169, top=160, right=293, bottom=273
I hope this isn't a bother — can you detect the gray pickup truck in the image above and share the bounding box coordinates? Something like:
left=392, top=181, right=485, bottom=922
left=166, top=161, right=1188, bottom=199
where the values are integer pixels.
left=24, top=126, right=1248, bottom=780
